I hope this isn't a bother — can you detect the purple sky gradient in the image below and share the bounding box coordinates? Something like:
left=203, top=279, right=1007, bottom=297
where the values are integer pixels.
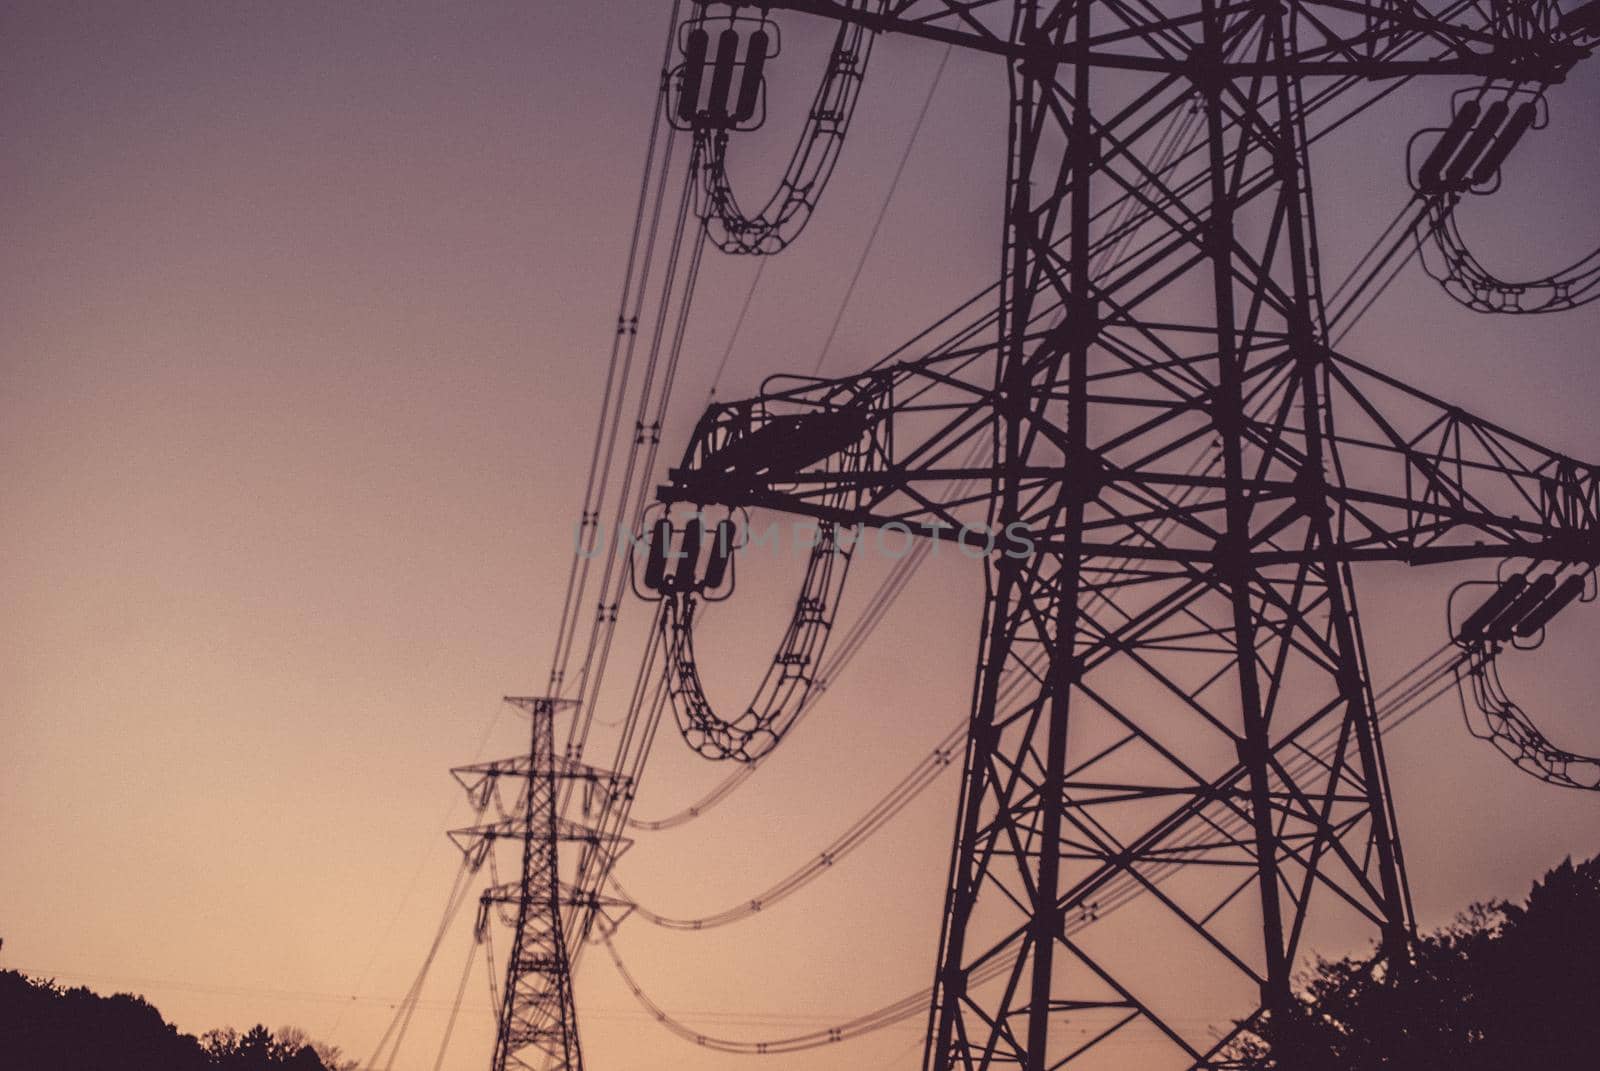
left=4, top=4, right=1599, bottom=1069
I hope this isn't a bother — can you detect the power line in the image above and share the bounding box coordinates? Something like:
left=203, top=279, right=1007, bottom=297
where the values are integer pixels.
left=813, top=43, right=955, bottom=375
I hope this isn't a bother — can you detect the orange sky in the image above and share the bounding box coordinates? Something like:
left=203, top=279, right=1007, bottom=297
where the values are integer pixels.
left=4, top=4, right=1599, bottom=1070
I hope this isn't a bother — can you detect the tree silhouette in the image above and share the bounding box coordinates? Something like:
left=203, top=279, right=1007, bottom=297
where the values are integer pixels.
left=1229, top=854, right=1600, bottom=1070
left=276, top=1024, right=360, bottom=1071
left=6, top=855, right=1595, bottom=1070
left=0, top=971, right=344, bottom=1071
left=202, top=1024, right=331, bottom=1070
left=0, top=971, right=208, bottom=1071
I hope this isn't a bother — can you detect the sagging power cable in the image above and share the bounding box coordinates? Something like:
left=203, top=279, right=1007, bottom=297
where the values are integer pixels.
left=548, top=0, right=689, bottom=699
left=600, top=640, right=1466, bottom=1054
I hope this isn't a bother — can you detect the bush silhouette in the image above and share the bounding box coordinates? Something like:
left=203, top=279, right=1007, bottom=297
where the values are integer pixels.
left=1229, top=853, right=1600, bottom=1070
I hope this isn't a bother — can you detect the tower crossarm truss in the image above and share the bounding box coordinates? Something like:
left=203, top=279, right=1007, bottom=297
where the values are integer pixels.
left=1320, top=354, right=1600, bottom=564
left=766, top=0, right=1595, bottom=79
left=452, top=754, right=629, bottom=817
left=662, top=348, right=1600, bottom=568
left=653, top=2, right=1598, bottom=1069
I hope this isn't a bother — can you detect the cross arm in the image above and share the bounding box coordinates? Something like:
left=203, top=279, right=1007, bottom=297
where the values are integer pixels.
left=1322, top=353, right=1600, bottom=566
left=766, top=0, right=1594, bottom=82
left=659, top=346, right=1600, bottom=569
left=659, top=351, right=1008, bottom=542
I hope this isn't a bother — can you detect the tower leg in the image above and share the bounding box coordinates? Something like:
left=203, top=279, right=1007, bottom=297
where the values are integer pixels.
left=923, top=6, right=1412, bottom=1068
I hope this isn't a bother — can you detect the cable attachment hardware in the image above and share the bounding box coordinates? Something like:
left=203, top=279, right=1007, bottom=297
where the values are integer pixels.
left=1559, top=0, right=1600, bottom=39
left=630, top=506, right=740, bottom=601
left=1447, top=563, right=1600, bottom=790
left=679, top=2, right=881, bottom=254
left=669, top=3, right=777, bottom=133
left=1411, top=81, right=1600, bottom=313
left=1409, top=87, right=1545, bottom=197
left=1451, top=564, right=1588, bottom=646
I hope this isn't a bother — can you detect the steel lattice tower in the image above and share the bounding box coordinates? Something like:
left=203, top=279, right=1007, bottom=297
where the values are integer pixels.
left=450, top=698, right=630, bottom=1071
left=657, top=3, right=1600, bottom=1068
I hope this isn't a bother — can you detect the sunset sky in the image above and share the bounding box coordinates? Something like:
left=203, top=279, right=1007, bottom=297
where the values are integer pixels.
left=4, top=3, right=1600, bottom=1070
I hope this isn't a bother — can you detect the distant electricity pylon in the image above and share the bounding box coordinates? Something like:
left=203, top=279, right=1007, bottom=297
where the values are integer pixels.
left=449, top=698, right=630, bottom=1071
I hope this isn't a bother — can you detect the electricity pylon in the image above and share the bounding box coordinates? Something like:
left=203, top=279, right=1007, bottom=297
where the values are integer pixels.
left=659, top=3, right=1600, bottom=1068
left=450, top=698, right=631, bottom=1071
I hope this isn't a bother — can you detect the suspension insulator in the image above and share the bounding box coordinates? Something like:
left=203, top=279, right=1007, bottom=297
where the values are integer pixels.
left=1443, top=100, right=1510, bottom=187
left=1469, top=101, right=1538, bottom=186
left=1456, top=572, right=1527, bottom=643
left=673, top=518, right=704, bottom=592
left=701, top=519, right=735, bottom=591
left=1512, top=573, right=1585, bottom=637
left=1561, top=0, right=1600, bottom=36
left=1418, top=100, right=1480, bottom=192
left=706, top=28, right=741, bottom=125
left=702, top=408, right=870, bottom=482
left=1486, top=571, right=1556, bottom=641
left=678, top=29, right=709, bottom=124
left=644, top=518, right=673, bottom=593
left=732, top=29, right=769, bottom=124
